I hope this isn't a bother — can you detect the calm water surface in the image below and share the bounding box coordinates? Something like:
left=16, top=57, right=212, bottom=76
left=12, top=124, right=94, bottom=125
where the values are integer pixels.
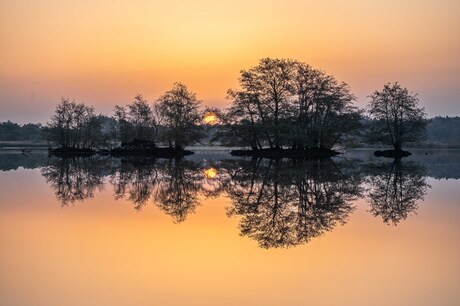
left=1, top=149, right=459, bottom=305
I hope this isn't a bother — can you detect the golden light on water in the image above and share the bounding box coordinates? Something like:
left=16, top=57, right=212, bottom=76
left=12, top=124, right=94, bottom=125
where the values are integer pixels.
left=203, top=112, right=218, bottom=125
left=203, top=167, right=218, bottom=179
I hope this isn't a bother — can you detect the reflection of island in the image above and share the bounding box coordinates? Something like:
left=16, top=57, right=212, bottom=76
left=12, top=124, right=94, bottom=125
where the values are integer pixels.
left=154, top=159, right=203, bottom=223
left=110, top=158, right=159, bottom=210
left=41, top=157, right=108, bottom=206
left=364, top=159, right=429, bottom=225
left=110, top=158, right=206, bottom=222
left=221, top=158, right=362, bottom=248
left=0, top=151, right=49, bottom=171
left=109, top=159, right=202, bottom=220
left=39, top=154, right=433, bottom=247
left=41, top=156, right=215, bottom=222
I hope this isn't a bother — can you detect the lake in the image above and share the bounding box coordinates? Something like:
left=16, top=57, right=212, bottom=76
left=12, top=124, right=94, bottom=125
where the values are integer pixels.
left=1, top=149, right=459, bottom=305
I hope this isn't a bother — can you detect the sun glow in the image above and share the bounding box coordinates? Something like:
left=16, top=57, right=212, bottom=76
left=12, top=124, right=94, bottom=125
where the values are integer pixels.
left=203, top=167, right=218, bottom=179
left=203, top=112, right=219, bottom=125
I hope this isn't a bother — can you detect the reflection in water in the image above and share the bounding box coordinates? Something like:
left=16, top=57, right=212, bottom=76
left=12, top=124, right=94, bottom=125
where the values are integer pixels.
left=110, top=158, right=159, bottom=210
left=222, top=158, right=362, bottom=248
left=41, top=157, right=107, bottom=206
left=154, top=159, right=203, bottom=223
left=110, top=158, right=208, bottom=222
left=364, top=159, right=430, bottom=225
left=39, top=154, right=435, bottom=248
left=42, top=157, right=216, bottom=222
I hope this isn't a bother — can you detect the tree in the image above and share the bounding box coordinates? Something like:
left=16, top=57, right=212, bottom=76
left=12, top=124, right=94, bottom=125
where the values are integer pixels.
left=292, top=62, right=361, bottom=150
left=113, top=95, right=157, bottom=145
left=220, top=58, right=362, bottom=151
left=46, top=98, right=98, bottom=149
left=155, top=82, right=205, bottom=149
left=367, top=82, right=428, bottom=152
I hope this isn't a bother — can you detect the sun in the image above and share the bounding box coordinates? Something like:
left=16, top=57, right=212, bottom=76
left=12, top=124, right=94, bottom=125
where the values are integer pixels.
left=203, top=111, right=218, bottom=125
left=203, top=167, right=218, bottom=179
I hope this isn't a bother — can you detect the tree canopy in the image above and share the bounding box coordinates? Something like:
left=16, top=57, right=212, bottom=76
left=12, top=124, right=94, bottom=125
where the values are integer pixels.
left=367, top=82, right=428, bottom=151
left=113, top=94, right=157, bottom=145
left=155, top=82, right=205, bottom=149
left=216, top=58, right=362, bottom=150
left=46, top=98, right=99, bottom=149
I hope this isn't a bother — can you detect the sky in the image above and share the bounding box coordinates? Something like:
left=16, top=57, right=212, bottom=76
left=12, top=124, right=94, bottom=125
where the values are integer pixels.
left=1, top=0, right=459, bottom=124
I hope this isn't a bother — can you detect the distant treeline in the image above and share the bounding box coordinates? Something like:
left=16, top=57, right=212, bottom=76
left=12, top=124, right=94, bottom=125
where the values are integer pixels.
left=0, top=121, right=45, bottom=141
left=423, top=116, right=460, bottom=148
left=1, top=116, right=459, bottom=148
left=348, top=116, right=460, bottom=149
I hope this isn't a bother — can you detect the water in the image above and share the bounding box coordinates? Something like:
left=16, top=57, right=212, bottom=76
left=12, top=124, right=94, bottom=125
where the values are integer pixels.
left=1, top=149, right=459, bottom=305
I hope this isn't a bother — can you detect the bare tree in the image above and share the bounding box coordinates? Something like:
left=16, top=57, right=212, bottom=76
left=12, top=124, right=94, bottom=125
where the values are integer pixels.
left=220, top=58, right=362, bottom=151
left=46, top=98, right=98, bottom=149
left=113, top=94, right=157, bottom=145
left=155, top=82, right=205, bottom=149
left=367, top=82, right=428, bottom=152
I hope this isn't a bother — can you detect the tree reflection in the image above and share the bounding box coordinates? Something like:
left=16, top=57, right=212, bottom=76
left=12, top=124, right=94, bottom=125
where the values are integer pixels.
left=109, top=158, right=205, bottom=221
left=41, top=157, right=106, bottom=206
left=365, top=159, right=429, bottom=225
left=40, top=154, right=431, bottom=246
left=154, top=159, right=203, bottom=223
left=42, top=156, right=210, bottom=222
left=110, top=158, right=158, bottom=210
left=223, top=158, right=362, bottom=248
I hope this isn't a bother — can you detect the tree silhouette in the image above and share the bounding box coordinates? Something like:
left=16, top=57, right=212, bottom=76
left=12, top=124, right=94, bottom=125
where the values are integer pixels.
left=367, top=82, right=428, bottom=153
left=364, top=159, right=429, bottom=224
left=46, top=98, right=99, bottom=150
left=155, top=83, right=205, bottom=149
left=219, top=58, right=362, bottom=151
left=113, top=95, right=157, bottom=146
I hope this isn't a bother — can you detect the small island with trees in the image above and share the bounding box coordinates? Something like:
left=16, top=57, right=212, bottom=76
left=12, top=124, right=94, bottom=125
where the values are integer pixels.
left=46, top=82, right=205, bottom=158
left=215, top=58, right=362, bottom=158
left=3, top=58, right=433, bottom=160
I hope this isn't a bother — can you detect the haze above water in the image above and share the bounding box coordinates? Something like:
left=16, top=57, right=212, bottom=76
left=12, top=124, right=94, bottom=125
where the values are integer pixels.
left=1, top=149, right=459, bottom=305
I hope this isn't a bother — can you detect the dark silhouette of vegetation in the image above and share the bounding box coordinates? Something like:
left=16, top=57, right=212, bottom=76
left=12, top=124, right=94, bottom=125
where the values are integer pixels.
left=0, top=121, right=45, bottom=141
left=42, top=156, right=205, bottom=218
left=113, top=94, right=157, bottom=146
left=109, top=158, right=203, bottom=221
left=215, top=58, right=362, bottom=157
left=44, top=84, right=203, bottom=157
left=110, top=158, right=159, bottom=210
left=222, top=158, right=362, bottom=248
left=155, top=82, right=206, bottom=150
left=34, top=151, right=456, bottom=248
left=3, top=116, right=459, bottom=150
left=154, top=159, right=203, bottom=223
left=4, top=62, right=453, bottom=157
left=41, top=156, right=108, bottom=206
left=0, top=151, right=48, bottom=171
left=423, top=116, right=460, bottom=148
left=45, top=98, right=100, bottom=154
left=364, top=160, right=429, bottom=224
left=110, top=83, right=205, bottom=156
left=367, top=83, right=428, bottom=157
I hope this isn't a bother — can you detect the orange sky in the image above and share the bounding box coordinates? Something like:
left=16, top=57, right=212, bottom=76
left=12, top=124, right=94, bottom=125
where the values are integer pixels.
left=1, top=0, right=459, bottom=123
